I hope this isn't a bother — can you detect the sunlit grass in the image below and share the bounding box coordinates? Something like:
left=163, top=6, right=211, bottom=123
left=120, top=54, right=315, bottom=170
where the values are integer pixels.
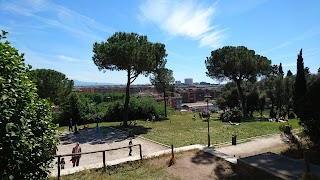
left=50, top=152, right=184, bottom=180
left=57, top=112, right=301, bottom=148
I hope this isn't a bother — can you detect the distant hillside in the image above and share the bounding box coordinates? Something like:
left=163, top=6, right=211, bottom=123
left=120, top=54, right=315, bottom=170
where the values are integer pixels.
left=72, top=80, right=117, bottom=86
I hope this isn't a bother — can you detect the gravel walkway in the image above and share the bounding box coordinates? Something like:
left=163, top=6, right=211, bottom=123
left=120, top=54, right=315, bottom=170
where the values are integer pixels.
left=50, top=127, right=169, bottom=176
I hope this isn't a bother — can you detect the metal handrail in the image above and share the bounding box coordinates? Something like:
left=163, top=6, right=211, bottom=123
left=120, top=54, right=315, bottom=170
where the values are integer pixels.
left=55, top=144, right=142, bottom=179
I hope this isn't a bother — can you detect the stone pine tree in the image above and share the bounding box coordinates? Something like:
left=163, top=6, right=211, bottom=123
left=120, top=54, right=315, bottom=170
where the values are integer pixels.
left=92, top=32, right=166, bottom=126
left=0, top=30, right=58, bottom=179
left=294, top=49, right=307, bottom=117
left=150, top=66, right=175, bottom=117
left=205, top=46, right=271, bottom=116
left=28, top=69, right=74, bottom=105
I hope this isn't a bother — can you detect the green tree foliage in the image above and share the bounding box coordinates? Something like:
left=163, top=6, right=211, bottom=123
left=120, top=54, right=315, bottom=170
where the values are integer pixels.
left=92, top=32, right=166, bottom=126
left=294, top=49, right=307, bottom=117
left=257, top=94, right=266, bottom=118
left=0, top=30, right=58, bottom=179
left=150, top=67, right=175, bottom=117
left=205, top=46, right=271, bottom=116
left=284, top=73, right=295, bottom=118
left=278, top=62, right=284, bottom=76
left=28, top=69, right=74, bottom=105
left=246, top=90, right=259, bottom=117
left=216, top=82, right=239, bottom=110
left=61, top=92, right=168, bottom=124
left=299, top=77, right=320, bottom=145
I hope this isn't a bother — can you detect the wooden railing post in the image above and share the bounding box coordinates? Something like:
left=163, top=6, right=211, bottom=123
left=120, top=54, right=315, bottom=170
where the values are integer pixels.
left=57, top=156, right=61, bottom=179
left=139, top=144, right=142, bottom=160
left=103, top=151, right=106, bottom=172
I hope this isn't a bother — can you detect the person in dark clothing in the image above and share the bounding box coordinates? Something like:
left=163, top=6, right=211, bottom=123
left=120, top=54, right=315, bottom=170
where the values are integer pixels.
left=69, top=118, right=73, bottom=132
left=129, top=139, right=132, bottom=156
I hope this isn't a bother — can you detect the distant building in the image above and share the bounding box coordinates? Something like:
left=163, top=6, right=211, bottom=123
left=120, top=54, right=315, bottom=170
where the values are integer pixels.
left=175, top=81, right=181, bottom=85
left=184, top=78, right=193, bottom=85
left=181, top=101, right=219, bottom=112
left=200, top=82, right=210, bottom=85
left=175, top=85, right=222, bottom=103
left=73, top=85, right=156, bottom=94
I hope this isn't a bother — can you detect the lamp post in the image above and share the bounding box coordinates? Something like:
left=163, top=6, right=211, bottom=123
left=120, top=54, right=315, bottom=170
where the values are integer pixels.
left=204, top=94, right=212, bottom=147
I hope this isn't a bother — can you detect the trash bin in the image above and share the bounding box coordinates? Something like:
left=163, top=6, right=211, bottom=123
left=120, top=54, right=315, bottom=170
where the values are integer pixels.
left=232, top=133, right=237, bottom=145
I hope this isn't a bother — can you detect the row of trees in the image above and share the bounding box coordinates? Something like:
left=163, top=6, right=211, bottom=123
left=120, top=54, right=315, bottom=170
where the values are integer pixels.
left=56, top=92, right=170, bottom=126
left=206, top=46, right=320, bottom=146
left=26, top=67, right=173, bottom=126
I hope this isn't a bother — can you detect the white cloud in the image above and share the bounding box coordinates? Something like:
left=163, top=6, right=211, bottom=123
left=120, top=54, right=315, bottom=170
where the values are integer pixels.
left=0, top=0, right=113, bottom=41
left=282, top=63, right=296, bottom=67
left=57, top=55, right=79, bottom=62
left=139, top=0, right=227, bottom=48
left=260, top=28, right=320, bottom=55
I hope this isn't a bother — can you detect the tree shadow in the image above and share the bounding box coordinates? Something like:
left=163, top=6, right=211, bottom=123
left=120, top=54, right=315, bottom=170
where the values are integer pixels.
left=111, top=124, right=152, bottom=136
left=191, top=151, right=214, bottom=165
left=212, top=160, right=236, bottom=180
left=59, top=126, right=151, bottom=145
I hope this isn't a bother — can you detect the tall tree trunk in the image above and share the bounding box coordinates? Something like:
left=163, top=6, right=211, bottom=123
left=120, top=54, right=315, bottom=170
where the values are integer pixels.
left=123, top=70, right=131, bottom=126
left=163, top=87, right=167, bottom=117
left=236, top=80, right=246, bottom=116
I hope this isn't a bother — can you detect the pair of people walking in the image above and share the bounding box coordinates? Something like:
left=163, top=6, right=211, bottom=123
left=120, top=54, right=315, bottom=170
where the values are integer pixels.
left=71, top=142, right=81, bottom=167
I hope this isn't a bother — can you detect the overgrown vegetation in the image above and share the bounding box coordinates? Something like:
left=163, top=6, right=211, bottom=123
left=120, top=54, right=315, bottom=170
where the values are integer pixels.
left=54, top=92, right=172, bottom=126
left=0, top=30, right=58, bottom=179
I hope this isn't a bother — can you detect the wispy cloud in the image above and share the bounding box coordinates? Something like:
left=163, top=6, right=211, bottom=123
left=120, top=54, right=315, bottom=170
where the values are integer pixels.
left=0, top=0, right=113, bottom=41
left=261, top=28, right=320, bottom=55
left=139, top=0, right=227, bottom=48
left=282, top=63, right=296, bottom=67
left=56, top=55, right=79, bottom=62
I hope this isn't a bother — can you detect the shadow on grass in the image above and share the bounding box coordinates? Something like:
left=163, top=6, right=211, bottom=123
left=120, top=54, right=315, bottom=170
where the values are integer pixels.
left=241, top=116, right=269, bottom=122
left=110, top=124, right=152, bottom=136
left=59, top=126, right=140, bottom=145
left=191, top=151, right=214, bottom=165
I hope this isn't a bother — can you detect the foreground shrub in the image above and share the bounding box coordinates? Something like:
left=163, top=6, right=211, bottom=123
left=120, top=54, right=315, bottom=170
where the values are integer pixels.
left=0, top=31, right=58, bottom=179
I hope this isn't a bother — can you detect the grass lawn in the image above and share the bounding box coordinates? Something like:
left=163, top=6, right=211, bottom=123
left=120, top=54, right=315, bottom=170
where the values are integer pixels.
left=54, top=160, right=178, bottom=180
left=58, top=112, right=301, bottom=148
left=51, top=153, right=183, bottom=180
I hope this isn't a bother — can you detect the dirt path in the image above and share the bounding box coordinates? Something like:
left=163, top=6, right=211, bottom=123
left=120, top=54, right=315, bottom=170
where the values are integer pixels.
left=214, top=134, right=290, bottom=158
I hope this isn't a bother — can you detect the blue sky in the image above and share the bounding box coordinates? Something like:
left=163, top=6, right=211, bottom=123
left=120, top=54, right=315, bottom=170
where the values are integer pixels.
left=1, top=0, right=319, bottom=84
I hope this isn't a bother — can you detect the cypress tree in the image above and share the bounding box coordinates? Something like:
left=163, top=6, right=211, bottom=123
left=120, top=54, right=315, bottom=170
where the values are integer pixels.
left=294, top=49, right=307, bottom=117
left=279, top=63, right=284, bottom=76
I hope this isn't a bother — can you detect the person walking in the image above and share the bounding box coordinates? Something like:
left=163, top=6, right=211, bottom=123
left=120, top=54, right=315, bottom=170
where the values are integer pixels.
left=72, top=142, right=81, bottom=167
left=60, top=158, right=66, bottom=169
left=68, top=118, right=73, bottom=132
left=129, top=139, right=132, bottom=156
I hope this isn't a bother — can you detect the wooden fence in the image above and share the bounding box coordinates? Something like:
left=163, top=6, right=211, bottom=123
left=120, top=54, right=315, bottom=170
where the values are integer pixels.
left=55, top=144, right=142, bottom=179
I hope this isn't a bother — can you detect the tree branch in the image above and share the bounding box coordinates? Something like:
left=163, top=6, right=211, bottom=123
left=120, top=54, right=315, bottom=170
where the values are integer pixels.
left=130, top=74, right=139, bottom=84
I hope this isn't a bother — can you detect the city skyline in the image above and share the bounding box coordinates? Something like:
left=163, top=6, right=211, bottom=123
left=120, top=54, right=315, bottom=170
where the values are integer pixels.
left=1, top=0, right=319, bottom=84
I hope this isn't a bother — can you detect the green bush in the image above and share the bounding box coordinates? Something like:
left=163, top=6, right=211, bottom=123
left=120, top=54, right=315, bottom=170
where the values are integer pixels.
left=0, top=30, right=58, bottom=179
left=220, top=108, right=243, bottom=122
left=288, top=112, right=296, bottom=119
